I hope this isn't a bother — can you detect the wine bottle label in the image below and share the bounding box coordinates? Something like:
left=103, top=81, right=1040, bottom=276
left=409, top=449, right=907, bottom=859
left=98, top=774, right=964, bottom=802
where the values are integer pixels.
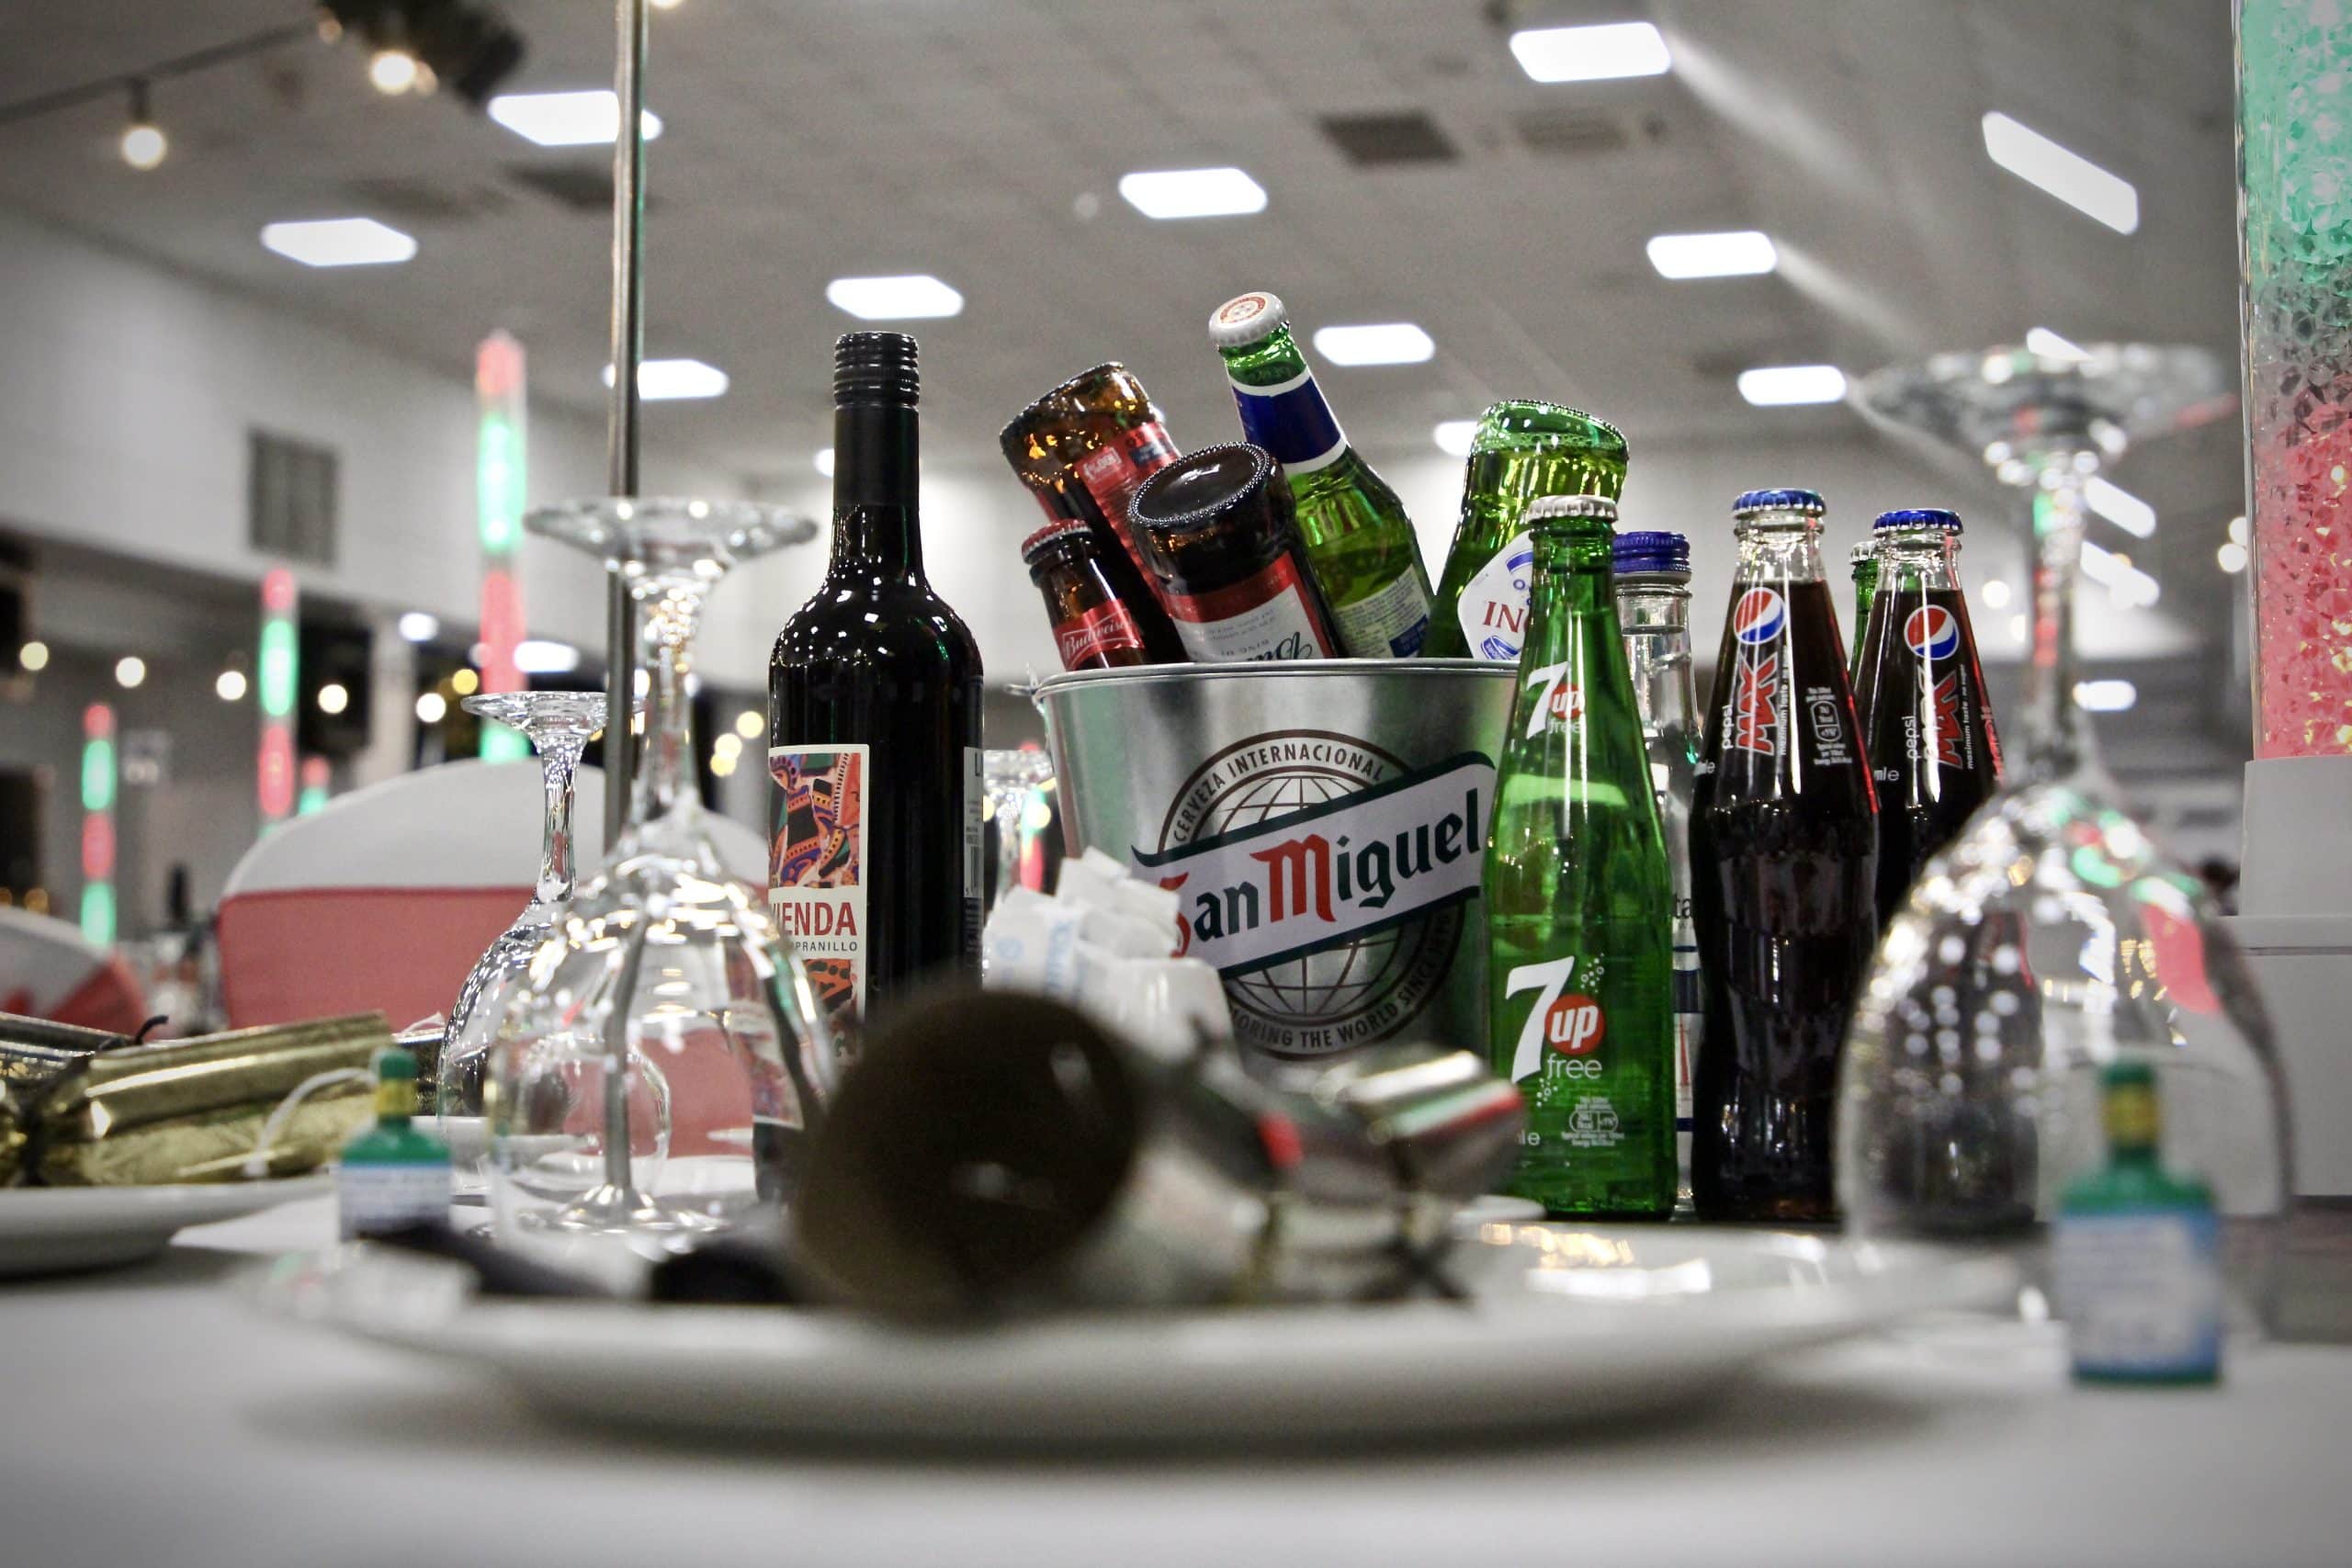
left=768, top=743, right=869, bottom=1032
left=1331, top=567, right=1431, bottom=659
left=1071, top=422, right=1181, bottom=547
left=1052, top=599, right=1148, bottom=670
left=1456, top=532, right=1535, bottom=660
left=1228, top=367, right=1347, bottom=474
left=2052, top=1209, right=2223, bottom=1378
left=336, top=1161, right=450, bottom=1241
left=1163, top=555, right=1337, bottom=663
left=962, top=746, right=985, bottom=961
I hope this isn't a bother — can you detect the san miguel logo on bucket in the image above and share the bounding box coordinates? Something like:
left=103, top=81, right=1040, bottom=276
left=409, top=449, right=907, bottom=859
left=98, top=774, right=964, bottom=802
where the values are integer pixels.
left=1130, top=731, right=1495, bottom=1059
left=1729, top=586, right=1785, bottom=757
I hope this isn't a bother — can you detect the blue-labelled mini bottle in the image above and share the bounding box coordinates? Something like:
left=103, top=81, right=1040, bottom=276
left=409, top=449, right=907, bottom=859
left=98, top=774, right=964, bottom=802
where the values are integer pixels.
left=1486, top=492, right=1677, bottom=1217
left=1208, top=291, right=1432, bottom=658
left=336, top=1044, right=451, bottom=1241
left=2052, top=1061, right=2225, bottom=1384
left=1614, top=527, right=1704, bottom=1212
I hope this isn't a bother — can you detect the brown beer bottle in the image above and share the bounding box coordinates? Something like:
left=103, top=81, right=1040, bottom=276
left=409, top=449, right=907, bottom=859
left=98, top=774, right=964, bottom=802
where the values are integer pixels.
left=1023, top=519, right=1156, bottom=671
left=1000, top=364, right=1187, bottom=663
left=1127, top=444, right=1341, bottom=664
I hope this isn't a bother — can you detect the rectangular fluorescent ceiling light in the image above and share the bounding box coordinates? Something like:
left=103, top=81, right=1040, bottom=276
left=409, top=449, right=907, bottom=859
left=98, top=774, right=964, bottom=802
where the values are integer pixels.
left=2086, top=476, right=2155, bottom=538
left=2074, top=679, right=2137, bottom=713
left=2082, top=540, right=2161, bottom=606
left=2025, top=326, right=2090, bottom=362
left=1510, top=21, right=1670, bottom=83
left=1117, top=166, right=1266, bottom=220
left=1646, top=231, right=1777, bottom=279
left=514, top=639, right=582, bottom=675
left=601, top=358, right=729, bottom=400
left=826, top=274, right=964, bottom=320
left=1311, top=323, right=1434, bottom=367
left=260, top=218, right=416, bottom=267
left=1433, top=420, right=1477, bottom=457
left=1736, top=365, right=1847, bottom=406
left=1981, top=112, right=2139, bottom=234
left=489, top=90, right=662, bottom=147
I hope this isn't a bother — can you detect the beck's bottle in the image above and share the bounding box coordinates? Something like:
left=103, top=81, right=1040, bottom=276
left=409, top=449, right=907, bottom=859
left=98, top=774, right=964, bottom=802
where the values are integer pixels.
left=771, top=333, right=984, bottom=1035
left=1426, top=400, right=1629, bottom=661
left=1485, top=493, right=1677, bottom=1217
left=1208, top=291, right=1432, bottom=658
left=1850, top=508, right=2003, bottom=929
left=1690, top=488, right=1877, bottom=1224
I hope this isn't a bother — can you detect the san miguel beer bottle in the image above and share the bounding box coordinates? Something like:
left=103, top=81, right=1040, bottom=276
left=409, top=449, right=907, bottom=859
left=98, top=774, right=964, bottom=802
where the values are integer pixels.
left=1426, top=401, right=1628, bottom=660
left=1486, top=494, right=1677, bottom=1217
left=999, top=364, right=1188, bottom=663
left=771, top=333, right=983, bottom=1035
left=1207, top=291, right=1432, bottom=658
left=1851, top=508, right=2002, bottom=928
left=1690, top=488, right=1877, bottom=1223
left=1023, top=518, right=1153, bottom=672
left=1126, top=443, right=1342, bottom=663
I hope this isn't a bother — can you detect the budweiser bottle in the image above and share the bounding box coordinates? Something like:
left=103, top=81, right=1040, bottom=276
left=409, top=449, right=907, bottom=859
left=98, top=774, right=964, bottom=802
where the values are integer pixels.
left=1023, top=518, right=1154, bottom=672
left=1126, top=444, right=1341, bottom=663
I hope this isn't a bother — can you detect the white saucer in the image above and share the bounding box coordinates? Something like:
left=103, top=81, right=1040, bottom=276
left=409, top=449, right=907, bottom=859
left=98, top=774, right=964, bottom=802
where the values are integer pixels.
left=0, top=1176, right=332, bottom=1278
left=248, top=1224, right=2013, bottom=1446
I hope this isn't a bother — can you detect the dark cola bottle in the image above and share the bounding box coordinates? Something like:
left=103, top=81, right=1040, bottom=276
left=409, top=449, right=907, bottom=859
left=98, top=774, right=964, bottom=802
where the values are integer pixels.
left=1851, top=508, right=2003, bottom=930
left=1690, top=488, right=1878, bottom=1224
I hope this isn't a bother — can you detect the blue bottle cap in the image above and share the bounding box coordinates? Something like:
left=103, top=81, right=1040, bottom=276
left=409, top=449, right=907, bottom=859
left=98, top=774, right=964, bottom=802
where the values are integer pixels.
left=1612, top=530, right=1690, bottom=575
left=1731, top=488, right=1826, bottom=520
left=1873, top=507, right=1963, bottom=534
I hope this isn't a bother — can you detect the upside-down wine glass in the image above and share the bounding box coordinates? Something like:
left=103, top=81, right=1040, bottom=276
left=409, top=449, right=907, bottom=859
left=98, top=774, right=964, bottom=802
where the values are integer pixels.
left=488, top=497, right=834, bottom=1242
left=436, top=691, right=610, bottom=1151
left=1841, top=344, right=2291, bottom=1328
left=981, top=747, right=1057, bottom=910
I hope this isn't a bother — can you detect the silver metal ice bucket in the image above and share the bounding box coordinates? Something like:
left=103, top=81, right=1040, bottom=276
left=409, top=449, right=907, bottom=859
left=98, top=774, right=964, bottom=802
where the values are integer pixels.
left=1033, top=660, right=1514, bottom=1070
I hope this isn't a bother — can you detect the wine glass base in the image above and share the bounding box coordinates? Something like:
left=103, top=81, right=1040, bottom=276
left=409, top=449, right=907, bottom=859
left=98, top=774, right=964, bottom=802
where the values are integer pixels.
left=524, top=1184, right=729, bottom=1238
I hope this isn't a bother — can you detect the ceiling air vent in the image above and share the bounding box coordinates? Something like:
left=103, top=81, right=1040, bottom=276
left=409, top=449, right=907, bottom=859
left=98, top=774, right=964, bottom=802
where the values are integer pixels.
left=1318, top=111, right=1459, bottom=166
left=345, top=177, right=511, bottom=224
left=248, top=430, right=338, bottom=567
left=1512, top=109, right=1634, bottom=159
left=505, top=164, right=632, bottom=213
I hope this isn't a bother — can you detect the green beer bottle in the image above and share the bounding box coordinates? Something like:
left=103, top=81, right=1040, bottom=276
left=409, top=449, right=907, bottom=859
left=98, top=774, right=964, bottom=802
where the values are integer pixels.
left=1485, top=493, right=1677, bottom=1217
left=1426, top=400, right=1627, bottom=660
left=1849, top=539, right=1879, bottom=683
left=1207, top=291, right=1433, bottom=658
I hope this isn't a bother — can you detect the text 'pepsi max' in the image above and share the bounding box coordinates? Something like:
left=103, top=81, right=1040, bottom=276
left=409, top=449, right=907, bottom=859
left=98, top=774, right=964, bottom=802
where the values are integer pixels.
left=1690, top=489, right=1878, bottom=1224
left=1852, top=509, right=2004, bottom=930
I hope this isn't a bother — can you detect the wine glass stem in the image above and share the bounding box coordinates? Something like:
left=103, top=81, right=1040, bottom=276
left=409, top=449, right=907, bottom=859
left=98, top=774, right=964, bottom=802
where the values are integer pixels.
left=630, top=581, right=706, bottom=829
left=534, top=739, right=585, bottom=908
left=2022, top=462, right=2098, bottom=783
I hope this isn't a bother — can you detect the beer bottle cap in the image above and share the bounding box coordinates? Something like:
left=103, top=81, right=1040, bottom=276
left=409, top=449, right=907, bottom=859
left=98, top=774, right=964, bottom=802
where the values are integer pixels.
left=1524, top=493, right=1619, bottom=525
left=1129, top=443, right=1277, bottom=535
left=1020, top=517, right=1094, bottom=564
left=1731, top=487, right=1826, bottom=521
left=1207, top=291, right=1288, bottom=350
left=1613, top=529, right=1690, bottom=575
left=1872, top=507, right=1963, bottom=534
left=1850, top=540, right=1878, bottom=563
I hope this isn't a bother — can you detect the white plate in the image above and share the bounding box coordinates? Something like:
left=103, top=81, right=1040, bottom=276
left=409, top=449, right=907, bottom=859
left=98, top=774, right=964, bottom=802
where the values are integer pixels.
left=0, top=1177, right=332, bottom=1278
left=246, top=1224, right=2014, bottom=1446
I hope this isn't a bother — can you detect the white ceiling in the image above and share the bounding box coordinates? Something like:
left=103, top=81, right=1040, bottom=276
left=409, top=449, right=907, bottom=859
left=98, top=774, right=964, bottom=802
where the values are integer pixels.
left=0, top=0, right=2246, bottom=640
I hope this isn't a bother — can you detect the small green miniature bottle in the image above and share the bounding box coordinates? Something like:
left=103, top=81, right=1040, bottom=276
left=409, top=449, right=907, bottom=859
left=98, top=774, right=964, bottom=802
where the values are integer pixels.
left=336, top=1044, right=452, bottom=1241
left=2052, top=1062, right=2223, bottom=1385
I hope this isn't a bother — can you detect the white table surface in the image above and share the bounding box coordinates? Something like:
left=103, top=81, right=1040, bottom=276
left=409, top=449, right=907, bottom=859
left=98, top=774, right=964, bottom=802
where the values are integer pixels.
left=3, top=1194, right=2349, bottom=1568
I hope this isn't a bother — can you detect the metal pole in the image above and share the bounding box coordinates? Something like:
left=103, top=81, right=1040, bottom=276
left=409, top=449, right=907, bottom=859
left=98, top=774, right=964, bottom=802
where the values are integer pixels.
left=603, top=0, right=648, bottom=845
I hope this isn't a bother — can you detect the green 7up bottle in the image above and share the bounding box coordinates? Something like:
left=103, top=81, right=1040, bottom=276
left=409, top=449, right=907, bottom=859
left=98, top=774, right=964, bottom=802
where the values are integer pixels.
left=1484, top=493, right=1677, bottom=1217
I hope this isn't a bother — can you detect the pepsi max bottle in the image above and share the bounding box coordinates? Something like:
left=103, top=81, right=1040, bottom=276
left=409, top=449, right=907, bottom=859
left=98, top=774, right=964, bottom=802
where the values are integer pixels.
left=1851, top=509, right=2002, bottom=929
left=1690, top=489, right=1877, bottom=1224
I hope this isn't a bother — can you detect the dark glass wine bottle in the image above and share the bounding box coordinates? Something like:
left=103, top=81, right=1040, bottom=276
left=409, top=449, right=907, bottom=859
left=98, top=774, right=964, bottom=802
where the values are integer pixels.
left=770, top=333, right=983, bottom=1037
